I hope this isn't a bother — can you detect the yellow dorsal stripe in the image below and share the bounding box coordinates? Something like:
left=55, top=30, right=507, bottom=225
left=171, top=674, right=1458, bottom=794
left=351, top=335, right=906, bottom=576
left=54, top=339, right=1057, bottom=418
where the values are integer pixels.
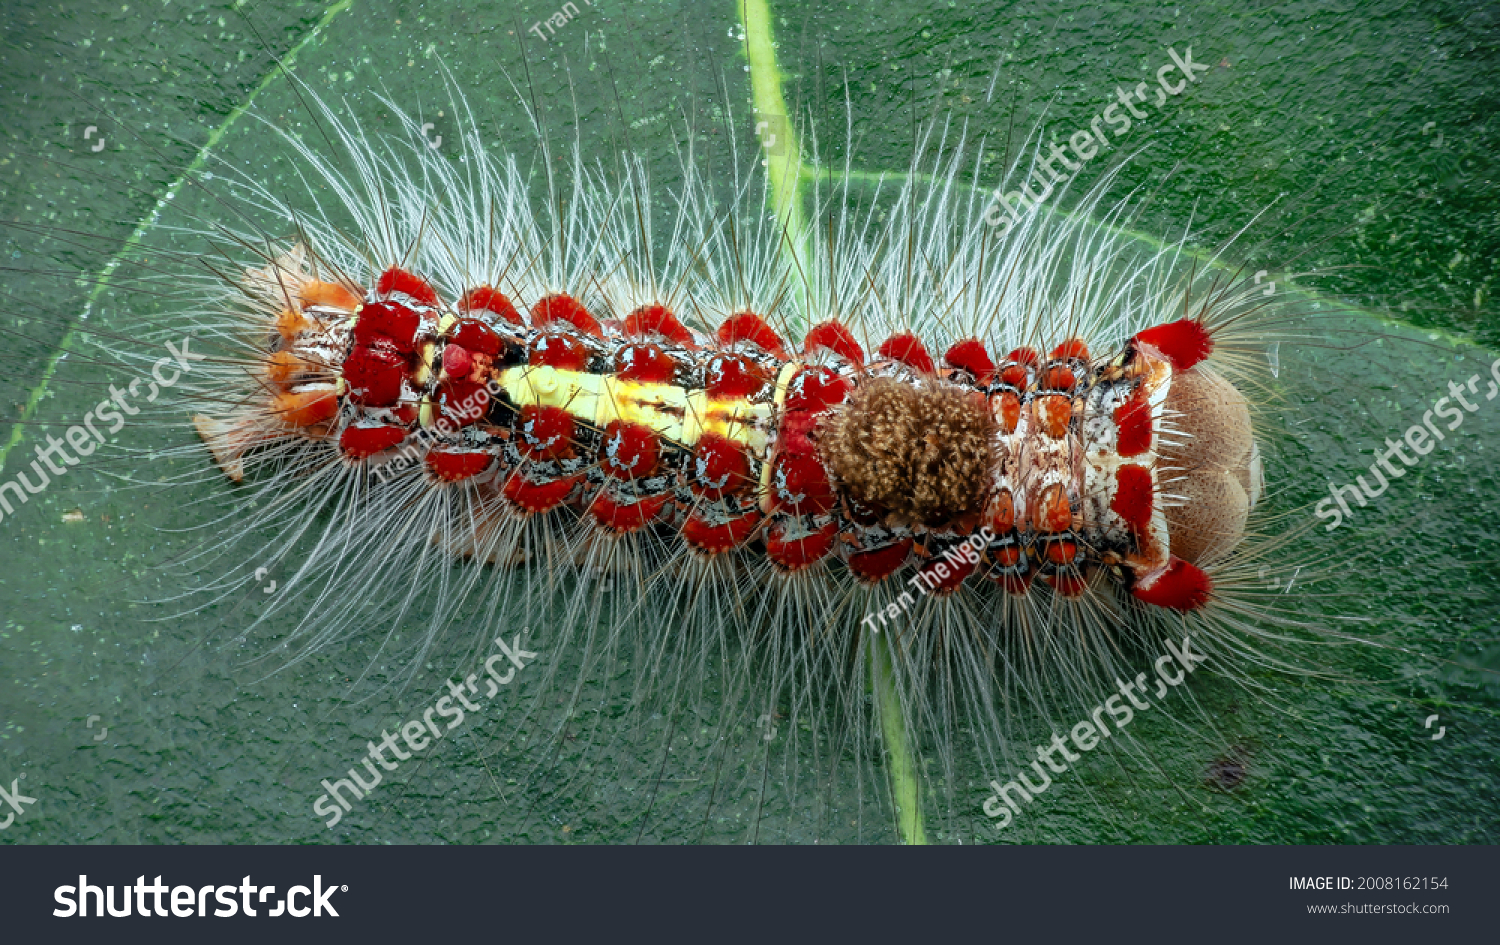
left=497, top=365, right=773, bottom=454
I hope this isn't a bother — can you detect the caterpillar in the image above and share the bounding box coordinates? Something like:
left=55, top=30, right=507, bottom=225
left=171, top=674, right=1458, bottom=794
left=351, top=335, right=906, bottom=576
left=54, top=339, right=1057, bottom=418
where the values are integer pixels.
left=6, top=2, right=1494, bottom=845
left=211, top=226, right=1251, bottom=606
left=128, top=74, right=1295, bottom=841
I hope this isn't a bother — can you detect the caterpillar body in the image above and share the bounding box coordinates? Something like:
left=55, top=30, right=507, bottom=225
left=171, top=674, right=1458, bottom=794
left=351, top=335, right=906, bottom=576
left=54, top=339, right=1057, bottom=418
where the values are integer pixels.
left=213, top=255, right=1252, bottom=610
left=107, top=76, right=1307, bottom=843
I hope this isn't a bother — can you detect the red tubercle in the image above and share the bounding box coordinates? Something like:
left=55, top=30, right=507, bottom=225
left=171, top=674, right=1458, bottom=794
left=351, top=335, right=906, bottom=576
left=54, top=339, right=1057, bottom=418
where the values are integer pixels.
left=426, top=448, right=494, bottom=483
left=847, top=539, right=914, bottom=585
left=689, top=434, right=753, bottom=500
left=997, top=364, right=1030, bottom=388
left=878, top=332, right=935, bottom=373
left=448, top=319, right=503, bottom=357
left=783, top=366, right=851, bottom=414
left=438, top=379, right=490, bottom=426
left=352, top=301, right=420, bottom=352
left=769, top=452, right=836, bottom=516
left=1050, top=338, right=1091, bottom=361
left=989, top=542, right=1023, bottom=569
left=1034, top=483, right=1073, bottom=534
left=1130, top=555, right=1212, bottom=611
left=1132, top=318, right=1213, bottom=371
left=1043, top=539, right=1079, bottom=566
left=1110, top=464, right=1155, bottom=534
left=917, top=552, right=977, bottom=595
left=1046, top=571, right=1090, bottom=598
left=1036, top=393, right=1073, bottom=439
left=342, top=343, right=408, bottom=407
left=704, top=354, right=771, bottom=399
left=994, top=390, right=1022, bottom=435
left=682, top=510, right=760, bottom=555
left=716, top=311, right=788, bottom=359
left=614, top=343, right=678, bottom=384
left=531, top=293, right=602, bottom=337
left=502, top=473, right=581, bottom=514
left=601, top=421, right=661, bottom=480
left=765, top=520, right=838, bottom=572
left=996, top=569, right=1036, bottom=596
left=441, top=343, right=473, bottom=380
left=459, top=286, right=523, bottom=325
left=528, top=332, right=591, bottom=371
left=766, top=357, right=842, bottom=492
left=1115, top=386, right=1153, bottom=457
left=1005, top=347, right=1040, bottom=366
left=944, top=338, right=995, bottom=383
left=625, top=304, right=696, bottom=348
left=988, top=489, right=1016, bottom=533
left=1039, top=365, right=1077, bottom=391
left=775, top=409, right=823, bottom=457
left=517, top=405, right=575, bottom=461
left=803, top=320, right=864, bottom=365
left=587, top=493, right=670, bottom=534
left=338, top=424, right=408, bottom=460
left=376, top=267, right=439, bottom=307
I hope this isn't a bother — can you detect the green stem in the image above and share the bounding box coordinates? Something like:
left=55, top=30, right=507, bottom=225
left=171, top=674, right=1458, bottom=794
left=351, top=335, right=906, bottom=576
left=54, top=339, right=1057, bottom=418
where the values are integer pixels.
left=871, top=630, right=928, bottom=844
left=738, top=0, right=807, bottom=265
left=738, top=0, right=926, bottom=844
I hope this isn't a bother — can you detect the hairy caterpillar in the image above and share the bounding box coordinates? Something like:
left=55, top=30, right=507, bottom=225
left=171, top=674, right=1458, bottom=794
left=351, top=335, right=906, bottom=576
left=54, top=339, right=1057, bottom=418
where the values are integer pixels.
left=5, top=1, right=1495, bottom=845
left=117, top=73, right=1298, bottom=840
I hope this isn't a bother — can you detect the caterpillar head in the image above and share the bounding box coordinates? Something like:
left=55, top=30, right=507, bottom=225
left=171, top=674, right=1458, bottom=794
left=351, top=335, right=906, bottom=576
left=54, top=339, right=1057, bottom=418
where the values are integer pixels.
left=1127, top=318, right=1264, bottom=609
left=1158, top=364, right=1264, bottom=568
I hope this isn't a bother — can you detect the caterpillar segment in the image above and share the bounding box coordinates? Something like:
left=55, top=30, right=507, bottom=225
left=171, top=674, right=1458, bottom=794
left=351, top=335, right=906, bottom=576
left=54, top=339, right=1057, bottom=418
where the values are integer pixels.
left=200, top=260, right=1260, bottom=613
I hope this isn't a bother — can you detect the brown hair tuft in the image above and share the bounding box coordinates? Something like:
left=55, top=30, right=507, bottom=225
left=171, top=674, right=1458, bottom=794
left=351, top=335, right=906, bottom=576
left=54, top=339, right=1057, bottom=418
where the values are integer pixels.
left=817, top=377, right=995, bottom=527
